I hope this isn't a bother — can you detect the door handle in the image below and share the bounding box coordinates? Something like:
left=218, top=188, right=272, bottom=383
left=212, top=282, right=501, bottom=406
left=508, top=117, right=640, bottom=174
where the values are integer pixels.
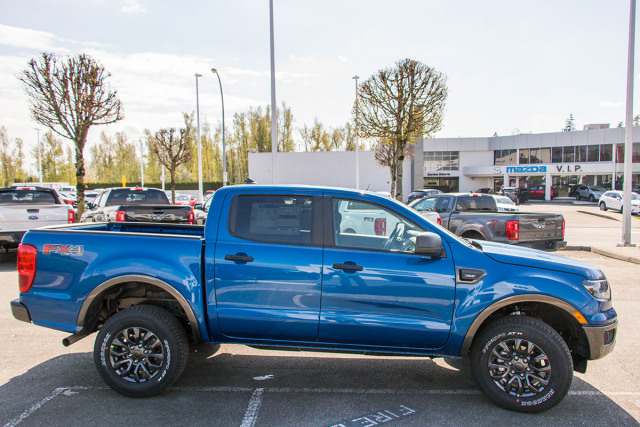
left=332, top=263, right=363, bottom=271
left=225, top=254, right=254, bottom=263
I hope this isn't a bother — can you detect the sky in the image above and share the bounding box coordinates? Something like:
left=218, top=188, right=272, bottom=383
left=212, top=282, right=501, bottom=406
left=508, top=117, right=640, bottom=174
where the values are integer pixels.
left=0, top=0, right=639, bottom=173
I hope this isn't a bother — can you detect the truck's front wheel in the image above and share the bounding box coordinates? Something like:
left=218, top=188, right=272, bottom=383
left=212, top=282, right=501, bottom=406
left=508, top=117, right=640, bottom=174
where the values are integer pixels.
left=470, top=316, right=573, bottom=413
left=94, top=305, right=189, bottom=397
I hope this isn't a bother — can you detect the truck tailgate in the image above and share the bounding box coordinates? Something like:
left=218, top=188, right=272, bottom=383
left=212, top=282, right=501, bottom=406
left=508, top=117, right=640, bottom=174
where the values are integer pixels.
left=0, top=205, right=70, bottom=231
left=518, top=213, right=564, bottom=242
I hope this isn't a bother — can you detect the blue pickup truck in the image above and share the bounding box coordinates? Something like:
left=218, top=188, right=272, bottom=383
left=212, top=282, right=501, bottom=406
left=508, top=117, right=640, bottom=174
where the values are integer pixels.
left=11, top=185, right=617, bottom=412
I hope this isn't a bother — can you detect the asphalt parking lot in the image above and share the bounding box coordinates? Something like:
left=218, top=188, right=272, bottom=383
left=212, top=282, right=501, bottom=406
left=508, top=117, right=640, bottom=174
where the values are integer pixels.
left=1, top=203, right=639, bottom=426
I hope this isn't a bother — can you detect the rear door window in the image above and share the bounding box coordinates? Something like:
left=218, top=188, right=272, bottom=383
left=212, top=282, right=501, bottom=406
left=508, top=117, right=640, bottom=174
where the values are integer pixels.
left=229, top=195, right=314, bottom=245
left=455, top=195, right=496, bottom=211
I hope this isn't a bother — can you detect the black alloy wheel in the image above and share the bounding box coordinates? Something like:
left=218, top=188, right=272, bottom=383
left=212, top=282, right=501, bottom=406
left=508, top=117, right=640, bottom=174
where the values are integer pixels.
left=470, top=316, right=572, bottom=413
left=94, top=305, right=189, bottom=397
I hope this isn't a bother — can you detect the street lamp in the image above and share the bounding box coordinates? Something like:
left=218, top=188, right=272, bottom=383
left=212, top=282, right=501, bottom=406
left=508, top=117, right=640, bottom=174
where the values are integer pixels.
left=195, top=73, right=203, bottom=201
left=211, top=68, right=227, bottom=186
left=35, top=128, right=42, bottom=185
left=352, top=75, right=360, bottom=190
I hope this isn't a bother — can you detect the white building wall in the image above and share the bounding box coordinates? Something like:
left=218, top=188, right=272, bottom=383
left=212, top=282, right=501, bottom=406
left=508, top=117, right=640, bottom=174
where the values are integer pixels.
left=458, top=150, right=494, bottom=192
left=248, top=151, right=412, bottom=200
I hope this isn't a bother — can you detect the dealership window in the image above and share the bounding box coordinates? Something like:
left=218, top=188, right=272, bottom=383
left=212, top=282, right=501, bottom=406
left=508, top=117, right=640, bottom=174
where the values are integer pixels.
left=552, top=147, right=563, bottom=163
left=576, top=145, right=587, bottom=162
left=529, top=148, right=541, bottom=164
left=539, top=148, right=551, bottom=163
left=424, top=151, right=459, bottom=171
left=601, top=144, right=612, bottom=162
left=587, top=145, right=600, bottom=163
left=634, top=143, right=640, bottom=163
left=563, top=146, right=575, bottom=163
left=494, top=149, right=516, bottom=165
left=519, top=149, right=529, bottom=164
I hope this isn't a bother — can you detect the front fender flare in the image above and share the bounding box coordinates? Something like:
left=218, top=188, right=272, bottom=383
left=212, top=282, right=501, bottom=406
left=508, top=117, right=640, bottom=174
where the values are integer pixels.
left=459, top=294, right=580, bottom=355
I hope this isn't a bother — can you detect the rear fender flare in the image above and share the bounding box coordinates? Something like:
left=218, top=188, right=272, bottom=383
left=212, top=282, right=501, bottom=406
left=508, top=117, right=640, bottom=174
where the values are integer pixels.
left=76, top=274, right=202, bottom=343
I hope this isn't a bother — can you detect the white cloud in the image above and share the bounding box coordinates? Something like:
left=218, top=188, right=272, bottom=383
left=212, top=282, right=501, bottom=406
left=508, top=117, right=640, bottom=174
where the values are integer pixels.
left=120, top=0, right=147, bottom=14
left=0, top=24, right=68, bottom=53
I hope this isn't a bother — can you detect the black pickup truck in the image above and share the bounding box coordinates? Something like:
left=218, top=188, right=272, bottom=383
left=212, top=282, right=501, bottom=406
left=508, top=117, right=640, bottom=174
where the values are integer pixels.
left=80, top=187, right=194, bottom=224
left=409, top=193, right=566, bottom=250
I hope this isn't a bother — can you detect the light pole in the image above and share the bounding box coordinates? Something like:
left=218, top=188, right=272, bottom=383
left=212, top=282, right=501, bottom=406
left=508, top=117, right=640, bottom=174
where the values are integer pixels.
left=35, top=128, right=42, bottom=185
left=352, top=75, right=360, bottom=190
left=269, top=0, right=278, bottom=183
left=620, top=0, right=636, bottom=247
left=139, top=140, right=145, bottom=187
left=195, top=73, right=203, bottom=201
left=211, top=68, right=227, bottom=186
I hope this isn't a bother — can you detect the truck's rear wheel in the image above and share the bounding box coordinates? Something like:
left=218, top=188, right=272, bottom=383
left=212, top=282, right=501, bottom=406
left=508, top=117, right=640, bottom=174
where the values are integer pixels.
left=470, top=316, right=572, bottom=413
left=94, top=305, right=189, bottom=397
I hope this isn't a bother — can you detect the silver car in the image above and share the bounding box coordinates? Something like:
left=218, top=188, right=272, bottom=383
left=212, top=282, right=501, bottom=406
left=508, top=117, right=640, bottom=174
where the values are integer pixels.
left=575, top=185, right=606, bottom=202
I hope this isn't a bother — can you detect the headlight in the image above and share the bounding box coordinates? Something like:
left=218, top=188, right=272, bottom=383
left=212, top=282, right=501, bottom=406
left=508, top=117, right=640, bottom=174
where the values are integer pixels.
left=582, top=279, right=611, bottom=300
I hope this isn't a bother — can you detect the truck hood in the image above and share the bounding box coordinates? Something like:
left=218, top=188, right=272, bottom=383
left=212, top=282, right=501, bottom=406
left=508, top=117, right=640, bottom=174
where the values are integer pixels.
left=477, top=240, right=604, bottom=280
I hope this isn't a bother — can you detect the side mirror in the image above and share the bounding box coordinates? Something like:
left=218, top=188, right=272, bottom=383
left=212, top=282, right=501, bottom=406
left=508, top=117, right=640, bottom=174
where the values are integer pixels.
left=87, top=203, right=95, bottom=210
left=415, top=232, right=444, bottom=257
left=194, top=203, right=202, bottom=210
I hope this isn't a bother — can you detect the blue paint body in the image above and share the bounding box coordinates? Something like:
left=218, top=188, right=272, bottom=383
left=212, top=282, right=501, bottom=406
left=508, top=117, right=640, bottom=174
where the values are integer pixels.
left=16, top=185, right=616, bottom=358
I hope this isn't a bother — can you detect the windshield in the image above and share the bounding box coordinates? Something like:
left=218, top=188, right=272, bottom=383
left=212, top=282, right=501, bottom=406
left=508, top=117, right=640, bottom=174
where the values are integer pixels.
left=495, top=196, right=515, bottom=205
left=0, top=190, right=58, bottom=204
left=632, top=193, right=640, bottom=200
left=106, top=190, right=169, bottom=205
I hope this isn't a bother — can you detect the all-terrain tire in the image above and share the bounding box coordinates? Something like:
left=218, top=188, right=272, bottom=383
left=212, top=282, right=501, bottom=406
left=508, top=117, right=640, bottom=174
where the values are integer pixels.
left=470, top=315, right=573, bottom=413
left=94, top=304, right=189, bottom=397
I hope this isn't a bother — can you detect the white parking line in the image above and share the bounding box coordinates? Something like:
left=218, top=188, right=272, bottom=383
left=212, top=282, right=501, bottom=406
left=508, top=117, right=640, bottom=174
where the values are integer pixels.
left=5, top=386, right=640, bottom=427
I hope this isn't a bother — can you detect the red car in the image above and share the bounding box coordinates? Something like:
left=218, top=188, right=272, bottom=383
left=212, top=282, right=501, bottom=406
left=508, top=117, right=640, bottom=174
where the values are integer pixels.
left=174, top=194, right=197, bottom=207
left=529, top=186, right=558, bottom=199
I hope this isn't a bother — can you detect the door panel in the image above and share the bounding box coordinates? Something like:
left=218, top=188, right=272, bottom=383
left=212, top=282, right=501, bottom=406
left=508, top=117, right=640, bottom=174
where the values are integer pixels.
left=320, top=197, right=456, bottom=349
left=211, top=193, right=322, bottom=341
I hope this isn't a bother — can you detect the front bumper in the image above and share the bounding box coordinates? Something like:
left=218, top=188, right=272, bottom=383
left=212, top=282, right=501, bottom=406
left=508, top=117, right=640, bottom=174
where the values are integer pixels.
left=582, top=320, right=617, bottom=360
left=11, top=299, right=31, bottom=323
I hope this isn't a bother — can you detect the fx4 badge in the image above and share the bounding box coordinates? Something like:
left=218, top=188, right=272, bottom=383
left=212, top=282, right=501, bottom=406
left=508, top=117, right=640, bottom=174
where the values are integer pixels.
left=43, top=244, right=84, bottom=256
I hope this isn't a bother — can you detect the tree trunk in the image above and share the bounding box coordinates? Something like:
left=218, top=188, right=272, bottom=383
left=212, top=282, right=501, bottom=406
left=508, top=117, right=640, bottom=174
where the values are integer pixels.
left=170, top=167, right=176, bottom=204
left=395, top=153, right=404, bottom=202
left=75, top=147, right=85, bottom=221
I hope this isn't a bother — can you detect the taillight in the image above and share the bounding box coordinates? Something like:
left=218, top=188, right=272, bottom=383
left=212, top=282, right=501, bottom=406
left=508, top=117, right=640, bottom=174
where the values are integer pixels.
left=115, top=210, right=126, bottom=222
left=437, top=217, right=442, bottom=226
left=374, top=218, right=386, bottom=236
left=68, top=209, right=75, bottom=224
left=561, top=218, right=565, bottom=238
left=506, top=220, right=519, bottom=240
left=17, top=244, right=37, bottom=293
left=188, top=209, right=195, bottom=225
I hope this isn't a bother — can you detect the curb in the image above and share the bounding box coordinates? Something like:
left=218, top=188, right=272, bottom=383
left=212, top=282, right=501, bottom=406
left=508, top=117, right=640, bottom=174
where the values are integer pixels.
left=561, top=245, right=640, bottom=265
left=576, top=210, right=620, bottom=222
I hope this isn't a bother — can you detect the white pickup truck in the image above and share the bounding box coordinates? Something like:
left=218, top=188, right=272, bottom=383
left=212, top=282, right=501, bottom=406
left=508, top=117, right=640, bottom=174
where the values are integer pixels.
left=0, top=186, right=75, bottom=252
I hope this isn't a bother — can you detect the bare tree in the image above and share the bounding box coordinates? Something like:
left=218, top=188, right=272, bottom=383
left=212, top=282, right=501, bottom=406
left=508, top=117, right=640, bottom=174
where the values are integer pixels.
left=18, top=52, right=123, bottom=218
left=147, top=128, right=192, bottom=203
left=357, top=58, right=447, bottom=200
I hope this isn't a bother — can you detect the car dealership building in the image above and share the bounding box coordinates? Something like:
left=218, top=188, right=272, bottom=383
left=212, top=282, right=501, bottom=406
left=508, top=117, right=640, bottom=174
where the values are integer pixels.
left=249, top=126, right=640, bottom=201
